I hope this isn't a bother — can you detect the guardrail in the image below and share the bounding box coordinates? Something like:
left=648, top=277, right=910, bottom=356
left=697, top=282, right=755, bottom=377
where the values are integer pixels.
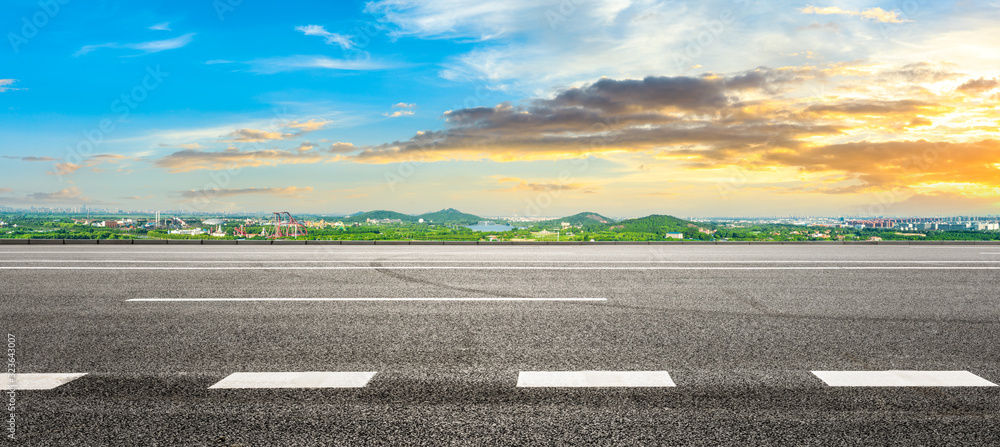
left=1, top=239, right=999, bottom=245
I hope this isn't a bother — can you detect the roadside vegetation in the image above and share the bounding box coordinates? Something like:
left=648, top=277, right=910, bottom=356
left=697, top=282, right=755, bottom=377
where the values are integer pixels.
left=2, top=212, right=998, bottom=241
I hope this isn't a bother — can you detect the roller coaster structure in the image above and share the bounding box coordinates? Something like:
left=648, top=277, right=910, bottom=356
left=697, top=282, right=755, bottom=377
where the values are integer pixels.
left=233, top=211, right=308, bottom=239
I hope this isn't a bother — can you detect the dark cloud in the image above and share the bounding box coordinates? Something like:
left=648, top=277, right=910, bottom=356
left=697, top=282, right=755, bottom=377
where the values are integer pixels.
left=804, top=99, right=941, bottom=115
left=544, top=76, right=730, bottom=113
left=2, top=155, right=56, bottom=161
left=351, top=69, right=828, bottom=163
left=957, top=77, right=999, bottom=94
left=539, top=68, right=805, bottom=114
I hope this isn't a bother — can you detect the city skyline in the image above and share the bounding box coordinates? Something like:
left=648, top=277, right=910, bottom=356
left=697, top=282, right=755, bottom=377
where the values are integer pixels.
left=2, top=1, right=1000, bottom=217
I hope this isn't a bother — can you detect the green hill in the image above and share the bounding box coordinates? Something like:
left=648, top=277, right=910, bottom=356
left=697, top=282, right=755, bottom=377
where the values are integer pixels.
left=417, top=208, right=482, bottom=224
left=342, top=210, right=418, bottom=223
left=611, top=214, right=702, bottom=235
left=537, top=212, right=616, bottom=230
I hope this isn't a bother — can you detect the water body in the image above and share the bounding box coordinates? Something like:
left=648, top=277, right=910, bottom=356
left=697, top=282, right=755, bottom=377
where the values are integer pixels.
left=464, top=224, right=515, bottom=232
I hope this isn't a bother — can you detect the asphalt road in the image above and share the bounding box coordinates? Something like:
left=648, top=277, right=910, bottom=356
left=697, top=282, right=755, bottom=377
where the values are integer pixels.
left=3, top=245, right=1000, bottom=445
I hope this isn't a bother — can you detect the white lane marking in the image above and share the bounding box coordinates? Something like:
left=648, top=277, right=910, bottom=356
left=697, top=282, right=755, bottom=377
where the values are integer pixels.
left=0, top=373, right=87, bottom=390
left=910, top=247, right=990, bottom=249
left=7, top=266, right=1000, bottom=270
left=517, top=371, right=675, bottom=388
left=811, top=370, right=998, bottom=387
left=128, top=297, right=607, bottom=302
left=0, top=251, right=496, bottom=255
left=0, top=250, right=597, bottom=255
left=209, top=372, right=377, bottom=389
left=6, top=260, right=1000, bottom=263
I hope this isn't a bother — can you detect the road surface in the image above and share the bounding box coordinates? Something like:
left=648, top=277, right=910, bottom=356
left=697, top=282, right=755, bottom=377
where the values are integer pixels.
left=3, top=244, right=999, bottom=445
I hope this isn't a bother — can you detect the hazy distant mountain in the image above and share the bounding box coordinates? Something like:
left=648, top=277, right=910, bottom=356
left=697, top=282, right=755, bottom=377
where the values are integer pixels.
left=417, top=208, right=482, bottom=224
left=336, top=210, right=699, bottom=233
left=341, top=210, right=419, bottom=223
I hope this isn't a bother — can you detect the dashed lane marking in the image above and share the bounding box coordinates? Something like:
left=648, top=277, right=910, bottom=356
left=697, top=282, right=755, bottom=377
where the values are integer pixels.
left=811, top=370, right=998, bottom=387
left=1, top=373, right=88, bottom=390
left=517, top=371, right=676, bottom=388
left=208, top=372, right=378, bottom=389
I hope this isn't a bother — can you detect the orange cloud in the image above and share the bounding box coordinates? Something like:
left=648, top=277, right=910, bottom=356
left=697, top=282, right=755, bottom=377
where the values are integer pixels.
left=491, top=176, right=592, bottom=193
left=800, top=6, right=910, bottom=24
left=155, top=147, right=326, bottom=173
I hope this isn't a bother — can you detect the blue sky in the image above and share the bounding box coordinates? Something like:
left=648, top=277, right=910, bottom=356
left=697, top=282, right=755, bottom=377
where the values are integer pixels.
left=2, top=0, right=999, bottom=216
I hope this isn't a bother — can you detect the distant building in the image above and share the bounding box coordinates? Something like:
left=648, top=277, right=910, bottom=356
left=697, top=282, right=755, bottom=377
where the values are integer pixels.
left=975, top=222, right=999, bottom=231
left=210, top=225, right=226, bottom=237
left=665, top=232, right=684, bottom=239
left=169, top=228, right=207, bottom=236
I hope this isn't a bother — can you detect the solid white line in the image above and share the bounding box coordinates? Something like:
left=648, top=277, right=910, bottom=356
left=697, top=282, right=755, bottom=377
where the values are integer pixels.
left=208, top=372, right=377, bottom=389
left=0, top=373, right=88, bottom=390
left=811, top=370, right=998, bottom=387
left=5, top=260, right=1000, bottom=263
left=0, top=252, right=592, bottom=256
left=127, top=297, right=607, bottom=302
left=517, top=371, right=676, bottom=387
left=7, top=266, right=1000, bottom=270
left=0, top=251, right=493, bottom=255
left=909, top=247, right=989, bottom=249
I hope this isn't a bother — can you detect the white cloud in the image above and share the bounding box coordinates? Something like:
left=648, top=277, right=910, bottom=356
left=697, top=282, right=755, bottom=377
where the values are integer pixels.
left=149, top=22, right=171, bottom=31
left=247, top=55, right=404, bottom=74
left=382, top=110, right=415, bottom=118
left=295, top=25, right=354, bottom=49
left=365, top=0, right=1000, bottom=93
left=74, top=33, right=195, bottom=56
left=368, top=0, right=749, bottom=90
left=365, top=0, right=546, bottom=39
left=0, top=79, right=23, bottom=92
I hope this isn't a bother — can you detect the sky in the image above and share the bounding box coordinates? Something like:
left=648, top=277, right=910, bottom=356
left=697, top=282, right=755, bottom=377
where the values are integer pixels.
left=1, top=0, right=999, bottom=217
